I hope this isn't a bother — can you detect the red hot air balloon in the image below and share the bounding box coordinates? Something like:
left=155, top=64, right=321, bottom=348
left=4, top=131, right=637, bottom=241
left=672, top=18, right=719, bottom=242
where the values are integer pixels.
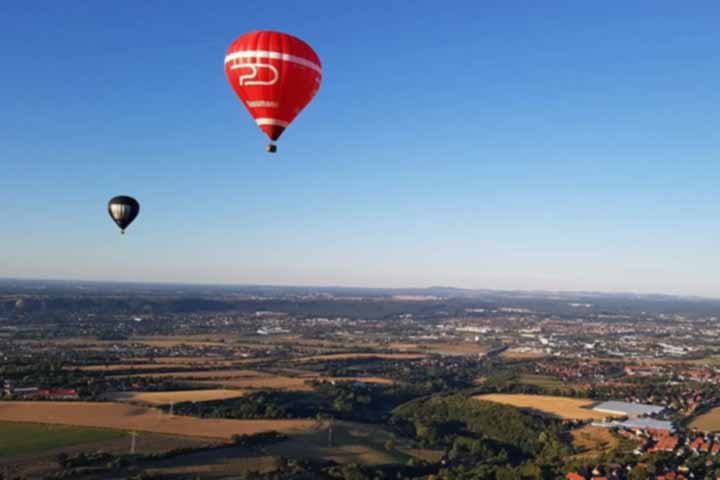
left=224, top=31, right=322, bottom=153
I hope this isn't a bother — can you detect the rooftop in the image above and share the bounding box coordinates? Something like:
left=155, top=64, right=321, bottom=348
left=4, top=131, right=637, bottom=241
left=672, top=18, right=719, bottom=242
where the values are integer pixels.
left=622, top=418, right=674, bottom=432
left=593, top=401, right=665, bottom=417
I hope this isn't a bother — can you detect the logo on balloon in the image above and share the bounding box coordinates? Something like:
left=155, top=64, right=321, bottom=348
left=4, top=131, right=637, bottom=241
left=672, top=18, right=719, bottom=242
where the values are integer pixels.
left=231, top=63, right=279, bottom=86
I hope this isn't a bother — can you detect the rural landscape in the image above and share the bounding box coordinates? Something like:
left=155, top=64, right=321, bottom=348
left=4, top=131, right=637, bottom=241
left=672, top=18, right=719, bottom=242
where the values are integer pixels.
left=1, top=280, right=720, bottom=479
left=3, top=0, right=719, bottom=478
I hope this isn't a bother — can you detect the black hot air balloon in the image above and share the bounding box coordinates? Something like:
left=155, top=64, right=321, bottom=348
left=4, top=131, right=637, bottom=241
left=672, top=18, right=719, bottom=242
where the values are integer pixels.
left=108, top=196, right=140, bottom=234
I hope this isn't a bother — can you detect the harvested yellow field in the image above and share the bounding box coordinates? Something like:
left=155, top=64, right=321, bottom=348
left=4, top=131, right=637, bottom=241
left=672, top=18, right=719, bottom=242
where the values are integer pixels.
left=141, top=356, right=235, bottom=365
left=332, top=376, right=396, bottom=385
left=500, top=348, right=548, bottom=359
left=269, top=368, right=323, bottom=377
left=0, top=402, right=316, bottom=440
left=297, top=353, right=426, bottom=362
left=78, top=363, right=195, bottom=372
left=387, top=343, right=421, bottom=351
left=252, top=369, right=396, bottom=385
left=571, top=426, right=620, bottom=459
left=111, top=369, right=271, bottom=380
left=690, top=407, right=720, bottom=431
left=78, top=358, right=245, bottom=372
left=196, top=376, right=314, bottom=391
left=130, top=335, right=236, bottom=346
left=422, top=343, right=489, bottom=355
left=476, top=394, right=619, bottom=420
left=108, top=389, right=247, bottom=405
left=26, top=336, right=233, bottom=349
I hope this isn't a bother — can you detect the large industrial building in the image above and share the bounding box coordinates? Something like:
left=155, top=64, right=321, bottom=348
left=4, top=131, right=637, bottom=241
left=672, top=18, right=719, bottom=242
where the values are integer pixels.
left=592, top=401, right=665, bottom=418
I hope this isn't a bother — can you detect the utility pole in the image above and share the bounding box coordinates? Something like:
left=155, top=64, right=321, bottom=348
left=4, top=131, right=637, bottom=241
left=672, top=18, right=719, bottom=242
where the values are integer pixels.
left=129, top=431, right=137, bottom=454
left=328, top=417, right=334, bottom=448
left=170, top=402, right=174, bottom=417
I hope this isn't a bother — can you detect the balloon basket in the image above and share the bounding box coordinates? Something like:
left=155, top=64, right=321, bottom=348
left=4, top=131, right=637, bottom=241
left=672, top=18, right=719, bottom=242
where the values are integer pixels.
left=266, top=143, right=277, bottom=153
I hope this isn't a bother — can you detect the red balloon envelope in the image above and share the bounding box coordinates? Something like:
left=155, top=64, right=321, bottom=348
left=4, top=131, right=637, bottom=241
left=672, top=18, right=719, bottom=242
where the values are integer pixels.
left=224, top=31, right=322, bottom=152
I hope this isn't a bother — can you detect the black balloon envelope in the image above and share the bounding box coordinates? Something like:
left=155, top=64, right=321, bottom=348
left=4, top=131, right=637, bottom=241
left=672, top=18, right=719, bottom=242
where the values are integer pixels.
left=108, top=196, right=140, bottom=234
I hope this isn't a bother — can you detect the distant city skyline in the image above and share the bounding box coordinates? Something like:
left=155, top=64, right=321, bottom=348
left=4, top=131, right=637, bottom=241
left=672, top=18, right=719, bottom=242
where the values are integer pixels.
left=1, top=1, right=719, bottom=298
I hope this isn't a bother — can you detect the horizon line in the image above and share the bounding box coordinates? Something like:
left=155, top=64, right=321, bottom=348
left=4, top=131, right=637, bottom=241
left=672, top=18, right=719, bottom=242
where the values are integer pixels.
left=1, top=275, right=718, bottom=302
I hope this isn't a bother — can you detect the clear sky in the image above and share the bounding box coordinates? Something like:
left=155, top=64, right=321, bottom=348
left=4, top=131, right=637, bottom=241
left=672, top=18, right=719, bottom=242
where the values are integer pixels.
left=1, top=1, right=719, bottom=297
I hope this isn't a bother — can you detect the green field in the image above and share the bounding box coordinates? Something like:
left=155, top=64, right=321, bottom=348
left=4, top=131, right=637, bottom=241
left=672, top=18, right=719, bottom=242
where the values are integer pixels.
left=143, top=421, right=422, bottom=478
left=518, top=374, right=573, bottom=392
left=0, top=421, right=124, bottom=457
left=267, top=421, right=411, bottom=465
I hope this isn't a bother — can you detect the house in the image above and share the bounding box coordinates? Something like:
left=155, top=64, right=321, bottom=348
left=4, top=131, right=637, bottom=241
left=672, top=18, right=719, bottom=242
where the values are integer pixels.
left=649, top=434, right=679, bottom=453
left=37, top=388, right=79, bottom=400
left=689, top=436, right=710, bottom=453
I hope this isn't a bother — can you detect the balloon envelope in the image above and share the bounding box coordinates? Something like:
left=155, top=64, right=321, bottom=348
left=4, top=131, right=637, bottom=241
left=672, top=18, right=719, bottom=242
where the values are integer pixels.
left=224, top=31, right=322, bottom=148
left=108, top=196, right=140, bottom=233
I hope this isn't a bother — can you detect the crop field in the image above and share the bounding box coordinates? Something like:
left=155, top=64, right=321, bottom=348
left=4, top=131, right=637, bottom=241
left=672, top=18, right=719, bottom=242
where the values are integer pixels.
left=143, top=421, right=410, bottom=478
left=113, top=366, right=397, bottom=390
left=333, top=376, right=396, bottom=385
left=421, top=342, right=490, bottom=356
left=1, top=428, right=213, bottom=479
left=0, top=421, right=124, bottom=457
left=500, top=348, right=548, bottom=359
left=195, top=376, right=315, bottom=391
left=145, top=453, right=281, bottom=479
left=198, top=374, right=396, bottom=391
left=242, top=368, right=398, bottom=385
left=110, top=368, right=271, bottom=380
left=570, top=426, right=620, bottom=459
left=297, top=353, right=426, bottom=362
left=77, top=358, right=239, bottom=371
left=518, top=374, right=579, bottom=392
left=78, top=363, right=199, bottom=372
left=266, top=421, right=410, bottom=465
left=386, top=342, right=423, bottom=351
left=688, top=356, right=720, bottom=367
left=689, top=407, right=720, bottom=431
left=0, top=422, right=124, bottom=457
left=38, top=335, right=239, bottom=350
left=108, top=389, right=247, bottom=405
left=476, top=394, right=619, bottom=420
left=141, top=356, right=234, bottom=364
left=0, top=402, right=318, bottom=440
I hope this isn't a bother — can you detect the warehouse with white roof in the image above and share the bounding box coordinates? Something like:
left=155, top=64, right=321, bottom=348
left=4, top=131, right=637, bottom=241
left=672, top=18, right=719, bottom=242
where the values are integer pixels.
left=592, top=401, right=665, bottom=418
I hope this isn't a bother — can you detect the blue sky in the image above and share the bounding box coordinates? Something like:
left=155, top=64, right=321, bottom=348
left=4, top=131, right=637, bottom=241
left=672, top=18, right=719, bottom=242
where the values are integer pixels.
left=1, top=1, right=719, bottom=297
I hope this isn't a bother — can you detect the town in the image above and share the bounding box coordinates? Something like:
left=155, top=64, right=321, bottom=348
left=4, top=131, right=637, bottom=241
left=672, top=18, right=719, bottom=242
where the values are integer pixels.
left=1, top=281, right=720, bottom=479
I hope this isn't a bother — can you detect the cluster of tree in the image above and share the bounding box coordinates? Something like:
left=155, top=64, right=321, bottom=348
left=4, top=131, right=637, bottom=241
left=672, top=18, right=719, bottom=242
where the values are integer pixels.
left=55, top=451, right=116, bottom=469
left=50, top=441, right=255, bottom=479
left=167, top=391, right=314, bottom=419
left=391, top=394, right=571, bottom=478
left=231, top=430, right=288, bottom=447
left=0, top=362, right=89, bottom=394
left=167, top=382, right=420, bottom=423
left=230, top=459, right=436, bottom=480
left=309, top=357, right=489, bottom=396
left=392, top=394, right=552, bottom=453
left=310, top=381, right=419, bottom=422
